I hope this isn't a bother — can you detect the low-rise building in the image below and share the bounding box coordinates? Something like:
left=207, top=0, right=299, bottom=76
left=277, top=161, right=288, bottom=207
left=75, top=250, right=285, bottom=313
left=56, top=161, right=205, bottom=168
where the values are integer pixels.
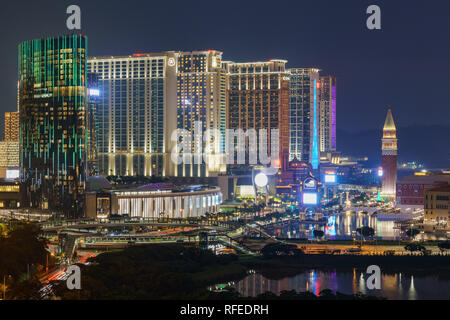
left=396, top=172, right=450, bottom=211
left=424, top=185, right=450, bottom=229
left=85, top=176, right=222, bottom=219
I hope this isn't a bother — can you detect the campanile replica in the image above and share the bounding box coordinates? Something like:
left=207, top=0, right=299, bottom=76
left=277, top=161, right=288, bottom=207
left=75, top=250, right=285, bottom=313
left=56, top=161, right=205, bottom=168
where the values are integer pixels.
left=381, top=108, right=398, bottom=200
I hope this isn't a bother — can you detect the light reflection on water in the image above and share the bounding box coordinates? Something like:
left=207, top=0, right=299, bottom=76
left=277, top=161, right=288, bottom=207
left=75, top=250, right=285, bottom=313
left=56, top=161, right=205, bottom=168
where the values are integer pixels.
left=231, top=270, right=450, bottom=300
left=270, top=213, right=401, bottom=240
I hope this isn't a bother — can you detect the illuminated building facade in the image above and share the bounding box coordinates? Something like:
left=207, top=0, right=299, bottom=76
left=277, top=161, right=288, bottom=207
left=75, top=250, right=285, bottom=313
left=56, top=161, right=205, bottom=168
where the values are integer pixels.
left=86, top=73, right=99, bottom=175
left=18, top=35, right=88, bottom=214
left=85, top=183, right=222, bottom=219
left=424, top=185, right=450, bottom=229
left=87, top=52, right=178, bottom=177
left=4, top=111, right=20, bottom=142
left=288, top=68, right=320, bottom=170
left=318, top=75, right=336, bottom=154
left=176, top=51, right=226, bottom=177
left=381, top=108, right=398, bottom=200
left=396, top=173, right=450, bottom=210
left=0, top=141, right=19, bottom=179
left=225, top=60, right=290, bottom=170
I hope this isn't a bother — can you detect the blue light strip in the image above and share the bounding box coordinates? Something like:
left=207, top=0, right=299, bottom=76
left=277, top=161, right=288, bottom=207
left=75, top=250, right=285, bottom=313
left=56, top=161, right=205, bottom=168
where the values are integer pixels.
left=312, top=78, right=319, bottom=169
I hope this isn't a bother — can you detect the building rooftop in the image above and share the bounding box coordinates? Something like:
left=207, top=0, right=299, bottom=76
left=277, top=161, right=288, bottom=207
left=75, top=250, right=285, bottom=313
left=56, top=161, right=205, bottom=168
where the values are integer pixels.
left=426, top=185, right=450, bottom=192
left=398, top=174, right=450, bottom=184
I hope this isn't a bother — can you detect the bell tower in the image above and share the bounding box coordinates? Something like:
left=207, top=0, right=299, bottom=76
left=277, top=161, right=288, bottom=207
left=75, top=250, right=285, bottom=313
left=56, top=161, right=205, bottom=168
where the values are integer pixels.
left=381, top=108, right=398, bottom=200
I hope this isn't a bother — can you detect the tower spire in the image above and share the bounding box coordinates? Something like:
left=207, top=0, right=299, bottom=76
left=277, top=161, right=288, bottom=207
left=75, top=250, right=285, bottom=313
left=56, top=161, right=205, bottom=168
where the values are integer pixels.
left=383, top=107, right=396, bottom=132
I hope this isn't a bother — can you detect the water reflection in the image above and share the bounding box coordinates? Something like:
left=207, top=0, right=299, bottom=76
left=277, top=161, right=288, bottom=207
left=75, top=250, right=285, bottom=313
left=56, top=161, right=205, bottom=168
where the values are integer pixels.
left=270, top=213, right=401, bottom=240
left=231, top=271, right=450, bottom=300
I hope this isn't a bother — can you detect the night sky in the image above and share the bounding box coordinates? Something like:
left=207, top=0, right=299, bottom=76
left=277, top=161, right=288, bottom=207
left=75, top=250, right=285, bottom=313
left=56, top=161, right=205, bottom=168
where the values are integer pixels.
left=1, top=0, right=449, bottom=133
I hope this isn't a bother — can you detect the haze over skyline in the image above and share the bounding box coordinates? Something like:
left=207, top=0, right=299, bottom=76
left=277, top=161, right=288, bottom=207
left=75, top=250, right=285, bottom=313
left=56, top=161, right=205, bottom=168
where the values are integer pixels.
left=1, top=0, right=449, bottom=133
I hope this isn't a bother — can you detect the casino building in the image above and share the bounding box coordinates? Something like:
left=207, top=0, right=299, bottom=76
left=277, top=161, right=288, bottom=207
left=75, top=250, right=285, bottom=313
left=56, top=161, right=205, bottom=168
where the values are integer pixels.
left=85, top=176, right=222, bottom=219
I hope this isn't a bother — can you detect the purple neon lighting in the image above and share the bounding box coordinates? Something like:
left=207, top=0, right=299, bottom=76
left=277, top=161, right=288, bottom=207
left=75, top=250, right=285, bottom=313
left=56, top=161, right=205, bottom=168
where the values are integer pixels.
left=331, top=84, right=336, bottom=149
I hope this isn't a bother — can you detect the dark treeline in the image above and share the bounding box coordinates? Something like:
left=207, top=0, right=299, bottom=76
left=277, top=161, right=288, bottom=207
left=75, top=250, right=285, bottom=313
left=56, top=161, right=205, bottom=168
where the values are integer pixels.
left=53, top=244, right=247, bottom=299
left=0, top=223, right=48, bottom=299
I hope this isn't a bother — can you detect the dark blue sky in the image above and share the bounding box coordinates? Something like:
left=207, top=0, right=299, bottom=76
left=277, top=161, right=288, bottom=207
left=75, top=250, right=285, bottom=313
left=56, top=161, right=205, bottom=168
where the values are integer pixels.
left=1, top=0, right=449, bottom=132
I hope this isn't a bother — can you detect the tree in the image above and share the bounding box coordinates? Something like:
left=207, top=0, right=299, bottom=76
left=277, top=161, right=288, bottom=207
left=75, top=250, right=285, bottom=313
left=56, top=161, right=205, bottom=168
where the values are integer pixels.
left=313, top=229, right=324, bottom=239
left=404, top=243, right=426, bottom=254
left=437, top=241, right=450, bottom=253
left=356, top=226, right=375, bottom=239
left=405, top=229, right=420, bottom=239
left=260, top=243, right=303, bottom=257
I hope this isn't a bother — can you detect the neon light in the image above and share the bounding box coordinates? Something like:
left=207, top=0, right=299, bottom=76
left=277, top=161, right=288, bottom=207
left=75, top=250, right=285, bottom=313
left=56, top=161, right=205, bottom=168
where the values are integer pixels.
left=311, top=78, right=319, bottom=169
left=331, top=84, right=336, bottom=149
left=303, top=192, right=318, bottom=205
left=89, top=88, right=100, bottom=96
left=324, top=173, right=336, bottom=183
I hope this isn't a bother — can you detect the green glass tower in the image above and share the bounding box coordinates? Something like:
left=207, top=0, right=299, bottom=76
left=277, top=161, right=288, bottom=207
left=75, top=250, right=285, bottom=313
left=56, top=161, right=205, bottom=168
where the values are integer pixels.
left=18, top=35, right=88, bottom=216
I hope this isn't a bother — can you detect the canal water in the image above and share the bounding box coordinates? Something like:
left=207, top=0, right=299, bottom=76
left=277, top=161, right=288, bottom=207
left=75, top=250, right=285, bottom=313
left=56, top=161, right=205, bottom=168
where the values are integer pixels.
left=228, top=270, right=450, bottom=300
left=268, top=213, right=402, bottom=240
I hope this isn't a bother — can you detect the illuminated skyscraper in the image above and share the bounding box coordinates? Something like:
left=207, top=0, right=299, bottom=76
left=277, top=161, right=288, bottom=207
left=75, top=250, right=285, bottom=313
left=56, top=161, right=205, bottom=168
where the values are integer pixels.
left=225, top=60, right=290, bottom=170
left=381, top=108, right=398, bottom=199
left=288, top=68, right=320, bottom=169
left=176, top=50, right=226, bottom=177
left=4, top=111, right=19, bottom=142
left=318, top=75, right=336, bottom=153
left=87, top=52, right=178, bottom=177
left=18, top=35, right=88, bottom=214
left=86, top=73, right=99, bottom=176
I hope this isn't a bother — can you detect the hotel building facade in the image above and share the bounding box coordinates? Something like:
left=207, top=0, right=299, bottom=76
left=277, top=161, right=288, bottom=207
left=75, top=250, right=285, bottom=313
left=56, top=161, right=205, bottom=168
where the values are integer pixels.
left=18, top=35, right=88, bottom=214
left=87, top=52, right=178, bottom=177
left=318, top=75, right=336, bottom=154
left=288, top=68, right=321, bottom=170
left=4, top=111, right=20, bottom=142
left=224, top=60, right=290, bottom=170
left=88, top=50, right=226, bottom=178
left=176, top=50, right=227, bottom=177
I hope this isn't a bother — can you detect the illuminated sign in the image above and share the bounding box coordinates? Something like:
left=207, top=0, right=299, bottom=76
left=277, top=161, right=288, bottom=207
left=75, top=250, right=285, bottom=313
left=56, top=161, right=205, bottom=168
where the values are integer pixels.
left=6, top=169, right=19, bottom=179
left=168, top=57, right=175, bottom=66
left=324, top=171, right=336, bottom=183
left=302, top=192, right=318, bottom=205
left=89, top=89, right=100, bottom=96
left=378, top=167, right=383, bottom=177
left=238, top=185, right=254, bottom=197
left=304, top=178, right=316, bottom=189
left=254, top=172, right=268, bottom=188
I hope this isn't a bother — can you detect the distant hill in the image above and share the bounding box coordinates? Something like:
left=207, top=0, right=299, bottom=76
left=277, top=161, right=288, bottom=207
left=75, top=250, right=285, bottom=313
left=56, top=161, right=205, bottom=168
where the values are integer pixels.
left=336, top=125, right=450, bottom=169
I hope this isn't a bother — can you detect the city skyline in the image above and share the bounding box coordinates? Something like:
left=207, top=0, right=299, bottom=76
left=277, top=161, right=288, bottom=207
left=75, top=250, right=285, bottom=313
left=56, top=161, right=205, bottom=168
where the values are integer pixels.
left=0, top=0, right=449, bottom=304
left=1, top=0, right=450, bottom=135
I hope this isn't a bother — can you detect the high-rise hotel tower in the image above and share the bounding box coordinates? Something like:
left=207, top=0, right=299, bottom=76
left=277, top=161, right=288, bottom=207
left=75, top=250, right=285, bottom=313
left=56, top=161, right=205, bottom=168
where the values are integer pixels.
left=18, top=35, right=88, bottom=214
left=87, top=52, right=178, bottom=177
left=224, top=60, right=290, bottom=170
left=288, top=68, right=320, bottom=169
left=176, top=50, right=227, bottom=177
left=88, top=50, right=226, bottom=178
left=381, top=108, right=398, bottom=199
left=318, top=75, right=336, bottom=154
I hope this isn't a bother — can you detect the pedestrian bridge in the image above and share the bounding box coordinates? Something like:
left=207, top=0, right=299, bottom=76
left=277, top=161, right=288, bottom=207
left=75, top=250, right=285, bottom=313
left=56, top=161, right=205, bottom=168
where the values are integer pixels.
left=40, top=217, right=239, bottom=232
